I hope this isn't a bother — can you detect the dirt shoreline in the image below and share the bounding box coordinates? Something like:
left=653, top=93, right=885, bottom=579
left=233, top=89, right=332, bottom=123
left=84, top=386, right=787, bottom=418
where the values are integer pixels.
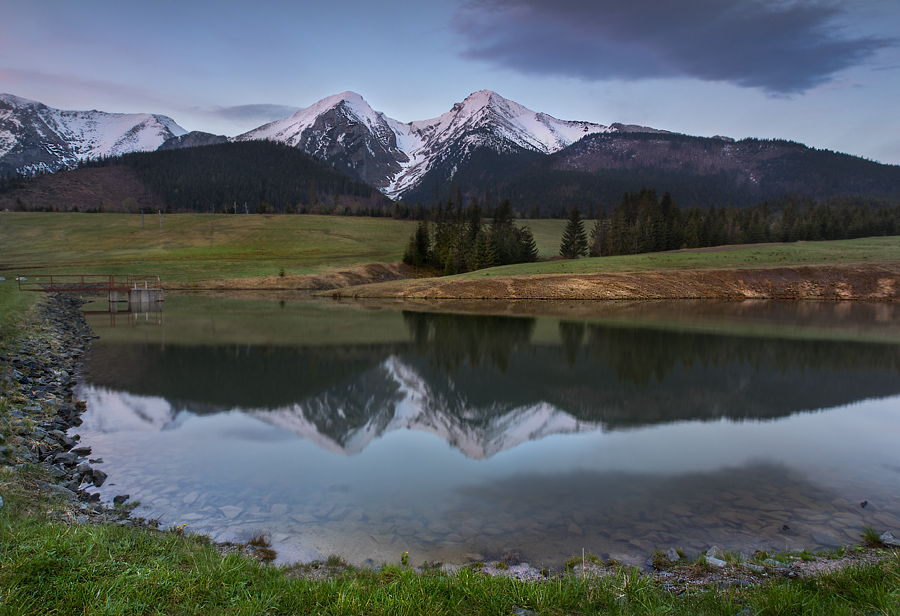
left=331, top=263, right=900, bottom=301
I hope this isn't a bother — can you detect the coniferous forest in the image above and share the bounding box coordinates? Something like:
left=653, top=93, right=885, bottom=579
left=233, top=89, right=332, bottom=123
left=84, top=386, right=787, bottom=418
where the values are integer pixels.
left=80, top=141, right=392, bottom=214
left=579, top=188, right=900, bottom=258
left=403, top=198, right=538, bottom=275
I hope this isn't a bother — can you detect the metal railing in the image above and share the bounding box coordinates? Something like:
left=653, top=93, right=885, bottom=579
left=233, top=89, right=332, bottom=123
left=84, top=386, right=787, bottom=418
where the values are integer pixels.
left=17, top=274, right=161, bottom=293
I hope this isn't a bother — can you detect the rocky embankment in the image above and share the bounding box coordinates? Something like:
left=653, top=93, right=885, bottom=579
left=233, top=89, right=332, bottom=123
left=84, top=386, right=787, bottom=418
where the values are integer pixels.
left=0, top=294, right=138, bottom=526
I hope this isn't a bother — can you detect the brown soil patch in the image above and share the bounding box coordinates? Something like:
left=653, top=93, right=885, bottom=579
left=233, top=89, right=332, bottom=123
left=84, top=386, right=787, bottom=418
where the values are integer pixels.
left=334, top=263, right=900, bottom=301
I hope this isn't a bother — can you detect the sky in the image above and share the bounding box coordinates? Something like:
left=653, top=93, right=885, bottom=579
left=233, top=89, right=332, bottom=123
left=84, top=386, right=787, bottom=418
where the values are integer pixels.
left=2, top=0, right=899, bottom=164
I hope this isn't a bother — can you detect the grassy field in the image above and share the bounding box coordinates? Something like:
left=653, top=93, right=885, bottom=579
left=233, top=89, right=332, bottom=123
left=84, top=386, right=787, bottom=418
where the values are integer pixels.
left=0, top=213, right=569, bottom=283
left=463, top=236, right=900, bottom=278
left=4, top=213, right=897, bottom=288
left=0, top=212, right=418, bottom=282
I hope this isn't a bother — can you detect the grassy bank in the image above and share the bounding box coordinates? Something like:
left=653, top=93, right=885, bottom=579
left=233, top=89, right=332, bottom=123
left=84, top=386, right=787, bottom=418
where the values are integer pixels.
left=0, top=282, right=36, bottom=349
left=2, top=481, right=899, bottom=615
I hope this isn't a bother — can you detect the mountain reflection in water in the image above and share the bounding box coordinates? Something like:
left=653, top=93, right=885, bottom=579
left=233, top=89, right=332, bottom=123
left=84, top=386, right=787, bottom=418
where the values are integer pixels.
left=75, top=299, right=900, bottom=566
left=79, top=308, right=900, bottom=458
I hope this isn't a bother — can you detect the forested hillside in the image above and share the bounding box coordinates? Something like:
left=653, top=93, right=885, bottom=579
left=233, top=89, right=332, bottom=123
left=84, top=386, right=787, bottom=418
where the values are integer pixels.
left=1, top=141, right=393, bottom=214
left=403, top=132, right=900, bottom=216
left=110, top=141, right=392, bottom=214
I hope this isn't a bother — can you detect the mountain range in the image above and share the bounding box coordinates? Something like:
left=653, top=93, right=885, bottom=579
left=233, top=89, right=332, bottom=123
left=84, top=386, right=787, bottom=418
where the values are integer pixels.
left=3, top=90, right=899, bottom=208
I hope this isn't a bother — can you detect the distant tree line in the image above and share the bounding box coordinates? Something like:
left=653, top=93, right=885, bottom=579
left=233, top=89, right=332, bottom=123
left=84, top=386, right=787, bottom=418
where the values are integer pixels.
left=403, top=197, right=538, bottom=275
left=557, top=188, right=900, bottom=259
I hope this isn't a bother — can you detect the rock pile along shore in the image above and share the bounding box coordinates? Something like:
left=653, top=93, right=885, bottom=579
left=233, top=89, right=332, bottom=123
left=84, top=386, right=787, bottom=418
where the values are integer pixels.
left=0, top=293, right=138, bottom=526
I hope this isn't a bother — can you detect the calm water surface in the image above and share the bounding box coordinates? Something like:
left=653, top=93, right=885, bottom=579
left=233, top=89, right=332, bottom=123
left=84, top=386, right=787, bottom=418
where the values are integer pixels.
left=75, top=296, right=900, bottom=567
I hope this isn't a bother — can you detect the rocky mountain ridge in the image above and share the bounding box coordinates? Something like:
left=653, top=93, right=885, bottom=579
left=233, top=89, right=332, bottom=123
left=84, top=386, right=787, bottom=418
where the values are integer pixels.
left=3, top=90, right=898, bottom=206
left=234, top=90, right=615, bottom=198
left=0, top=93, right=185, bottom=176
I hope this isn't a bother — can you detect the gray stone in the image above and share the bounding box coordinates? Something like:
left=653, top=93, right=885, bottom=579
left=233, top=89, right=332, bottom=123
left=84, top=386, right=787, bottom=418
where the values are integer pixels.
left=706, top=546, right=727, bottom=568
left=36, top=480, right=77, bottom=501
left=91, top=469, right=108, bottom=487
left=743, top=563, right=765, bottom=573
left=54, top=451, right=77, bottom=465
left=706, top=555, right=727, bottom=568
left=71, top=446, right=92, bottom=456
left=879, top=532, right=900, bottom=548
left=665, top=548, right=681, bottom=562
left=706, top=546, right=726, bottom=560
left=113, top=494, right=130, bottom=506
left=62, top=480, right=81, bottom=492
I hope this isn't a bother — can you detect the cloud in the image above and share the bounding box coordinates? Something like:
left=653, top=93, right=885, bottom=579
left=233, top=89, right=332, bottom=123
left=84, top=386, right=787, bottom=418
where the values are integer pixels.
left=198, top=104, right=300, bottom=124
left=0, top=68, right=171, bottom=109
left=453, top=0, right=896, bottom=94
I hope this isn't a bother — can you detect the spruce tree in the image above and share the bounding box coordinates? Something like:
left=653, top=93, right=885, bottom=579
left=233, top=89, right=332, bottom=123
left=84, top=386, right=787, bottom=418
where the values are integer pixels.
left=559, top=205, right=588, bottom=259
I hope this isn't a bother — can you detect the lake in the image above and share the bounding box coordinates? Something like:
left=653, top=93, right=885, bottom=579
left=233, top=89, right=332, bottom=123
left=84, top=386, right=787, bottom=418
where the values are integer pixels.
left=74, top=294, right=900, bottom=568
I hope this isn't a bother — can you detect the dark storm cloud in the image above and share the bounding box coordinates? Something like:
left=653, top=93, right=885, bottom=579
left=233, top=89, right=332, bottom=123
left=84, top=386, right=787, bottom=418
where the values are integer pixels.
left=454, top=0, right=894, bottom=93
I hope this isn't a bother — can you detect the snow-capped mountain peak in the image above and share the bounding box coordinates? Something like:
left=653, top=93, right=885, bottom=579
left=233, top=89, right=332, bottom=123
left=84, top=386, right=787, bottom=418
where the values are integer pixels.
left=1, top=89, right=618, bottom=199
left=232, top=89, right=612, bottom=199
left=0, top=93, right=186, bottom=175
left=242, top=90, right=386, bottom=145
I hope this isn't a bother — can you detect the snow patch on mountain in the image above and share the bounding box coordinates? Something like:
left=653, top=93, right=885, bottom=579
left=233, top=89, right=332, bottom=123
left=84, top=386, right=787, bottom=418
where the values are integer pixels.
left=236, top=90, right=611, bottom=199
left=0, top=93, right=186, bottom=174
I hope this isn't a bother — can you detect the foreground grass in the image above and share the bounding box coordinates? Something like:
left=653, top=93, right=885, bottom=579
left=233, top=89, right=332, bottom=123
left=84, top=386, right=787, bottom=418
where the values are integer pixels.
left=0, top=283, right=36, bottom=349
left=1, top=482, right=899, bottom=616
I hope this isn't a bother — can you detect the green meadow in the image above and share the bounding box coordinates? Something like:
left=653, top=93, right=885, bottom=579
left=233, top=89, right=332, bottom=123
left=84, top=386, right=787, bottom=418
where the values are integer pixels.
left=463, top=235, right=900, bottom=278
left=3, top=212, right=897, bottom=286
left=0, top=212, right=418, bottom=281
